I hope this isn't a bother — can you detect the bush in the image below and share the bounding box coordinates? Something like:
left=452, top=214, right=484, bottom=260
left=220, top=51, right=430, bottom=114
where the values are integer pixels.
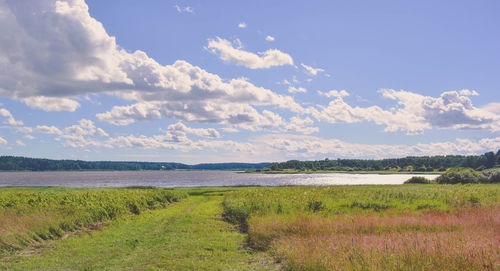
left=481, top=168, right=500, bottom=183
left=436, top=168, right=484, bottom=184
left=404, top=176, right=432, bottom=184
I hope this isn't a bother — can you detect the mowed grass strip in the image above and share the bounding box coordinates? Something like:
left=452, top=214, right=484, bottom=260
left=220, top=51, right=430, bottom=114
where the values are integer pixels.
left=0, top=187, right=187, bottom=256
left=0, top=191, right=277, bottom=271
left=223, top=185, right=500, bottom=271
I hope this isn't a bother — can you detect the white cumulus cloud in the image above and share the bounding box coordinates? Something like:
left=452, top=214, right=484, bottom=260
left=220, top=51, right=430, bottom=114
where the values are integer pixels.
left=458, top=89, right=479, bottom=96
left=301, top=63, right=325, bottom=76
left=23, top=96, right=80, bottom=112
left=207, top=37, right=293, bottom=69
left=265, top=35, right=275, bottom=41
left=288, top=86, right=307, bottom=93
left=255, top=134, right=500, bottom=159
left=166, top=122, right=221, bottom=139
left=0, top=1, right=306, bottom=135
left=0, top=108, right=23, bottom=125
left=318, top=90, right=349, bottom=98
left=63, top=119, right=109, bottom=137
left=35, top=125, right=63, bottom=135
left=311, top=89, right=500, bottom=134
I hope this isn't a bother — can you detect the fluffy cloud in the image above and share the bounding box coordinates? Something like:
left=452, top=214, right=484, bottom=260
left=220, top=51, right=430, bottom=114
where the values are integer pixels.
left=0, top=1, right=302, bottom=133
left=97, top=101, right=316, bottom=134
left=15, top=127, right=33, bottom=134
left=380, top=89, right=499, bottom=132
left=23, top=96, right=80, bottom=112
left=24, top=117, right=500, bottom=160
left=207, top=37, right=293, bottom=69
left=458, top=89, right=479, bottom=96
left=283, top=117, right=318, bottom=134
left=265, top=35, right=275, bottom=41
left=35, top=119, right=108, bottom=148
left=63, top=119, right=109, bottom=137
left=32, top=119, right=253, bottom=153
left=96, top=102, right=162, bottom=126
left=238, top=22, right=247, bottom=28
left=95, top=64, right=306, bottom=129
left=317, top=89, right=349, bottom=98
left=97, top=101, right=291, bottom=131
left=0, top=0, right=131, bottom=98
left=0, top=108, right=23, bottom=125
left=16, top=140, right=25, bottom=146
left=482, top=103, right=500, bottom=115
left=288, top=86, right=307, bottom=93
left=256, top=134, right=500, bottom=159
left=0, top=136, right=6, bottom=145
left=312, top=89, right=500, bottom=134
left=36, top=125, right=63, bottom=135
left=108, top=134, right=253, bottom=153
left=166, top=122, right=220, bottom=139
left=301, top=63, right=324, bottom=76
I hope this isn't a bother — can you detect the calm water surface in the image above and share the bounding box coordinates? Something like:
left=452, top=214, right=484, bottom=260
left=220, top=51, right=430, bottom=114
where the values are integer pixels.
left=0, top=171, right=439, bottom=187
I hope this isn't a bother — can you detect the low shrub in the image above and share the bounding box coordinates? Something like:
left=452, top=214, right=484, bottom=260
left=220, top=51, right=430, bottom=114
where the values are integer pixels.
left=436, top=168, right=484, bottom=184
left=481, top=168, right=500, bottom=183
left=404, top=176, right=432, bottom=184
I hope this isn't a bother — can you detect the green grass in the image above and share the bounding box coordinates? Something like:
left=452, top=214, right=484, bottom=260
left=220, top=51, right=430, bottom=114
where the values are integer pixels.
left=222, top=184, right=499, bottom=225
left=0, top=188, right=277, bottom=270
left=0, top=187, right=187, bottom=255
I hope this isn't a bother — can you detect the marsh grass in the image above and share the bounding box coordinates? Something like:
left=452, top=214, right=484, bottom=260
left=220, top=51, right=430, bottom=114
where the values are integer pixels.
left=0, top=187, right=186, bottom=255
left=223, top=185, right=500, bottom=270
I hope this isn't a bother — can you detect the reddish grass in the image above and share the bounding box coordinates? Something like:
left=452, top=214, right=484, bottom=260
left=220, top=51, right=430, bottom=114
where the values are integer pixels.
left=248, top=206, right=500, bottom=270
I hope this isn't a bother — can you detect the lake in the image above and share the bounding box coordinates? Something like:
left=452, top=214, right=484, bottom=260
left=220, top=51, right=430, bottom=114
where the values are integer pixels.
left=0, top=171, right=440, bottom=187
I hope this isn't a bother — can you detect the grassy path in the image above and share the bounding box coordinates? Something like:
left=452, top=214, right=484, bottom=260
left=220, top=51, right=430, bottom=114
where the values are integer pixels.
left=0, top=192, right=277, bottom=270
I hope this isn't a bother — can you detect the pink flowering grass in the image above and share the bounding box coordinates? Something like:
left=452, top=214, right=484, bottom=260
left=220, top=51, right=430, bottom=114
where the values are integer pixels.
left=248, top=206, right=499, bottom=270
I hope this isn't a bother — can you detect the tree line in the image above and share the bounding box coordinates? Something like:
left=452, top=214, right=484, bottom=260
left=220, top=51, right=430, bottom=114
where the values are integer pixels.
left=267, top=150, right=500, bottom=172
left=0, top=156, right=271, bottom=171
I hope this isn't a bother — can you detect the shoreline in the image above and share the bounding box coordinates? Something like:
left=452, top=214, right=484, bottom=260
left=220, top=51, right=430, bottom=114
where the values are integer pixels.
left=244, top=170, right=442, bottom=175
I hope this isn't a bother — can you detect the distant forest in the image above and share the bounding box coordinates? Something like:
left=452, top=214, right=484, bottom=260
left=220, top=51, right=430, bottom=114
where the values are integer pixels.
left=0, top=156, right=271, bottom=171
left=266, top=150, right=500, bottom=172
left=2, top=151, right=500, bottom=172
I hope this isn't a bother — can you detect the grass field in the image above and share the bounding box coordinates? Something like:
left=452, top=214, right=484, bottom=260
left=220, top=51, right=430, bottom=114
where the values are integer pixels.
left=223, top=185, right=500, bottom=270
left=0, top=187, right=187, bottom=256
left=0, top=188, right=276, bottom=270
left=1, top=184, right=499, bottom=270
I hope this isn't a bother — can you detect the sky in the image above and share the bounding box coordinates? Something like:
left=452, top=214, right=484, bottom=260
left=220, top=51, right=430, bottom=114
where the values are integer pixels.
left=0, top=0, right=499, bottom=163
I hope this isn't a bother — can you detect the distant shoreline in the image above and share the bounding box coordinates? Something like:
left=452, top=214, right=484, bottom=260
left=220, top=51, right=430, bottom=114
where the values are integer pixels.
left=0, top=169, right=247, bottom=173
left=245, top=169, right=442, bottom=175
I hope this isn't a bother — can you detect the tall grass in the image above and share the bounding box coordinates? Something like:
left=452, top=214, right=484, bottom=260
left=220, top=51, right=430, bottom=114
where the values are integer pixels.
left=0, top=187, right=187, bottom=255
left=223, top=185, right=500, bottom=270
left=223, top=185, right=499, bottom=226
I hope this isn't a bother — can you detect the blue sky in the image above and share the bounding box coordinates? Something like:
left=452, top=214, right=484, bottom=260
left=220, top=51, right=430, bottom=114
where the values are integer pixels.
left=0, top=0, right=499, bottom=163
